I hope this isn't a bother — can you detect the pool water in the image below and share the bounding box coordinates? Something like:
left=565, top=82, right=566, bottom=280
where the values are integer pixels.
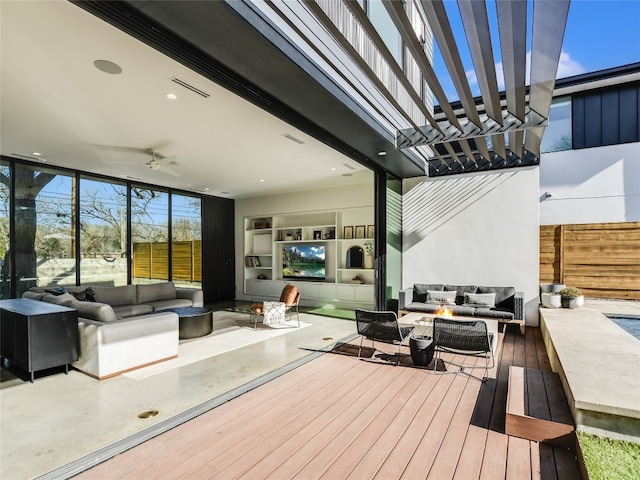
left=606, top=315, right=640, bottom=341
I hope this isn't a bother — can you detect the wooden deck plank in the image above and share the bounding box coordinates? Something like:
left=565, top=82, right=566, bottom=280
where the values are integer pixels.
left=399, top=367, right=478, bottom=479
left=290, top=371, right=436, bottom=478
left=533, top=326, right=552, bottom=371
left=427, top=364, right=484, bottom=479
left=542, top=370, right=575, bottom=425
left=479, top=430, right=508, bottom=480
left=74, top=328, right=580, bottom=480
left=203, top=362, right=400, bottom=479
left=451, top=425, right=488, bottom=480
left=526, top=368, right=552, bottom=420
left=506, top=436, right=532, bottom=479
left=257, top=363, right=422, bottom=479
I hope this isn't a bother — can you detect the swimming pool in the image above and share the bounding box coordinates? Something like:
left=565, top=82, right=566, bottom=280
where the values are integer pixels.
left=606, top=314, right=640, bottom=341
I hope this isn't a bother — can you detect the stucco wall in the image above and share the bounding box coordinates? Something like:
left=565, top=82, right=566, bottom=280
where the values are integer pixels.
left=539, top=143, right=640, bottom=225
left=402, top=167, right=540, bottom=326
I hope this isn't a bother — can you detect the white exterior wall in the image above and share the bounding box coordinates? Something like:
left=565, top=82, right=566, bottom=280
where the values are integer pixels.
left=402, top=167, right=540, bottom=326
left=234, top=182, right=374, bottom=300
left=540, top=143, right=640, bottom=225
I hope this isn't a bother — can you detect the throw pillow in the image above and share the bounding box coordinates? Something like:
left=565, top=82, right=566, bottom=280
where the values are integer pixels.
left=463, top=292, right=496, bottom=308
left=71, top=288, right=96, bottom=302
left=426, top=290, right=456, bottom=305
left=45, top=287, right=68, bottom=296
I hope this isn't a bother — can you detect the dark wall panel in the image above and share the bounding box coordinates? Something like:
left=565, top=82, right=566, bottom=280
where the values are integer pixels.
left=573, top=82, right=640, bottom=149
left=601, top=90, right=619, bottom=145
left=619, top=87, right=639, bottom=144
left=202, top=196, right=235, bottom=304
left=584, top=95, right=602, bottom=148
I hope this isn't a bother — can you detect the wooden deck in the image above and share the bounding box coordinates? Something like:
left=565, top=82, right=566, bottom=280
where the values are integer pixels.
left=75, top=326, right=581, bottom=479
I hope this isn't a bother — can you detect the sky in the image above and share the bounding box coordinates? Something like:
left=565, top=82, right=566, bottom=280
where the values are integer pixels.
left=435, top=0, right=640, bottom=101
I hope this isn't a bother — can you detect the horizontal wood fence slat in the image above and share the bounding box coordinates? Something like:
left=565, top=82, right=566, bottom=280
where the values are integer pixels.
left=540, top=222, right=640, bottom=300
left=133, top=240, right=201, bottom=282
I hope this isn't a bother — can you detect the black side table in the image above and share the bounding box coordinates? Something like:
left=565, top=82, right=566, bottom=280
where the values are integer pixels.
left=409, top=336, right=434, bottom=367
left=0, top=298, right=79, bottom=382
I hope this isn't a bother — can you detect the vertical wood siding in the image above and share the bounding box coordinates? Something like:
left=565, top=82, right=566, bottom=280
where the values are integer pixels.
left=540, top=222, right=640, bottom=299
left=132, top=240, right=202, bottom=282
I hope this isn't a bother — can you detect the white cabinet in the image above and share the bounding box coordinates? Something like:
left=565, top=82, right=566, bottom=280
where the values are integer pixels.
left=243, top=207, right=374, bottom=306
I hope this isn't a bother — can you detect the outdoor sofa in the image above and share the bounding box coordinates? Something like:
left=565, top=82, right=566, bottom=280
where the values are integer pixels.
left=399, top=283, right=525, bottom=334
left=23, top=282, right=203, bottom=379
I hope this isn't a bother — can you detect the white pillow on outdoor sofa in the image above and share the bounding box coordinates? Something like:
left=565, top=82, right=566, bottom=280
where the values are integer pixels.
left=426, top=290, right=456, bottom=305
left=463, top=292, right=496, bottom=308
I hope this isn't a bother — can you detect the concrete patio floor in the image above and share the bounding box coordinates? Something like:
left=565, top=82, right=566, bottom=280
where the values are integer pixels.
left=539, top=298, right=640, bottom=442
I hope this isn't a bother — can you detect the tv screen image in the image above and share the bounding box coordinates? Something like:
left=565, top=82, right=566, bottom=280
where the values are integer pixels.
left=282, top=245, right=326, bottom=281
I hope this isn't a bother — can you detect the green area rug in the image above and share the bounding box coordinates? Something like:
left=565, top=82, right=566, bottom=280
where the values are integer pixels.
left=306, top=307, right=355, bottom=320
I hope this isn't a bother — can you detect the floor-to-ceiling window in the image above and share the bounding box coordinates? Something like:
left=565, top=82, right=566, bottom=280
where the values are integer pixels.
left=131, top=186, right=169, bottom=285
left=79, top=176, right=128, bottom=286
left=0, top=160, right=10, bottom=298
left=12, top=163, right=74, bottom=295
left=1, top=158, right=204, bottom=297
left=171, top=193, right=202, bottom=288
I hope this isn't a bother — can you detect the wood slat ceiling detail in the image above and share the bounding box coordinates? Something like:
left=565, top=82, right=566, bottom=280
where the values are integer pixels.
left=306, top=0, right=571, bottom=177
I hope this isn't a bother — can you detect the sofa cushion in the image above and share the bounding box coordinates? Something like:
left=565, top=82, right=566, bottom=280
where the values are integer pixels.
left=426, top=290, right=456, bottom=305
left=448, top=305, right=477, bottom=316
left=22, top=290, right=46, bottom=301
left=444, top=285, right=478, bottom=305
left=42, top=292, right=76, bottom=306
left=477, top=286, right=516, bottom=310
left=474, top=307, right=515, bottom=320
left=147, top=299, right=193, bottom=311
left=92, top=285, right=137, bottom=307
left=70, top=301, right=118, bottom=322
left=137, top=282, right=177, bottom=304
left=112, top=304, right=153, bottom=318
left=463, top=292, right=496, bottom=308
left=405, top=302, right=442, bottom=314
left=413, top=284, right=444, bottom=303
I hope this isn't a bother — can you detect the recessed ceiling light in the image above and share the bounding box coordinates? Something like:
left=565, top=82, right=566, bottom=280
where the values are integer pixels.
left=166, top=93, right=177, bottom=100
left=377, top=151, right=387, bottom=156
left=260, top=179, right=265, bottom=183
left=93, top=59, right=122, bottom=75
left=32, top=152, right=42, bottom=156
left=331, top=167, right=336, bottom=171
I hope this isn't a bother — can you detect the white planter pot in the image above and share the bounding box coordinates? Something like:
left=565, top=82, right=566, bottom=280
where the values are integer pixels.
left=576, top=295, right=585, bottom=307
left=541, top=293, right=562, bottom=308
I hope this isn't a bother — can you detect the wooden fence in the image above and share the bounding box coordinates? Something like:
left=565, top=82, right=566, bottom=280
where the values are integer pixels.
left=132, top=240, right=202, bottom=282
left=540, top=222, right=640, bottom=300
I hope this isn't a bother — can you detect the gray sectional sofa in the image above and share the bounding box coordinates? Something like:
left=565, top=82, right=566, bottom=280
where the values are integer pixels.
left=399, top=283, right=525, bottom=334
left=23, top=282, right=203, bottom=379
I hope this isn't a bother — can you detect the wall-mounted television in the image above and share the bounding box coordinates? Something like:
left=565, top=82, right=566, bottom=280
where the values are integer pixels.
left=282, top=245, right=326, bottom=281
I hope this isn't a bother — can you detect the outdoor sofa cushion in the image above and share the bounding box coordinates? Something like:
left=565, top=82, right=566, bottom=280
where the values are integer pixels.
left=71, top=300, right=118, bottom=322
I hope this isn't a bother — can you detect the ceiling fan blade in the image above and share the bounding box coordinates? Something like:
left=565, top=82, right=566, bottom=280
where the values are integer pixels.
left=154, top=154, right=178, bottom=165
left=158, top=165, right=182, bottom=177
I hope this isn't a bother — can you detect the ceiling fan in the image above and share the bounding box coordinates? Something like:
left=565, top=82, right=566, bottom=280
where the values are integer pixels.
left=97, top=146, right=182, bottom=177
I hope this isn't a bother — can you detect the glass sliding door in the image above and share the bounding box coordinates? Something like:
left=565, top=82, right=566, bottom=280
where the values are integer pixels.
left=171, top=193, right=202, bottom=288
left=79, top=177, right=128, bottom=286
left=131, top=186, right=169, bottom=284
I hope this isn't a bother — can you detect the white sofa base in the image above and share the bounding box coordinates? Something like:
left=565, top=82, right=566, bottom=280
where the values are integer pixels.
left=72, top=312, right=179, bottom=380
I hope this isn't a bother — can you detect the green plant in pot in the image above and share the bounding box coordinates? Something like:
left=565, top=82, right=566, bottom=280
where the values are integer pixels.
left=559, top=286, right=582, bottom=309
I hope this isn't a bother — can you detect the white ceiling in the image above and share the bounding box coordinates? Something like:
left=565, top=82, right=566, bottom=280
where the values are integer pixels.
left=0, top=1, right=372, bottom=199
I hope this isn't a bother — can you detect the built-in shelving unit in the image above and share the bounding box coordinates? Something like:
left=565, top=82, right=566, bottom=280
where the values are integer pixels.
left=243, top=207, right=375, bottom=307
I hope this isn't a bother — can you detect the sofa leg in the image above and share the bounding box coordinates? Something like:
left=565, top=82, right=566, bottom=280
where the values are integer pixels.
left=520, top=323, right=526, bottom=335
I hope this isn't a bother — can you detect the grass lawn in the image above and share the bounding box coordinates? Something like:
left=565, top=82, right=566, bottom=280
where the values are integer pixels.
left=578, top=431, right=640, bottom=480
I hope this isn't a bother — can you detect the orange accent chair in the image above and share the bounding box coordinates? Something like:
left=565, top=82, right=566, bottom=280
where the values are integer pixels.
left=250, top=283, right=301, bottom=328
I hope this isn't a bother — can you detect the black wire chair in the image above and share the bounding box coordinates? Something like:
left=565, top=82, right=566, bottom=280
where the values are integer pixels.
left=355, top=309, right=414, bottom=365
left=432, top=317, right=494, bottom=381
